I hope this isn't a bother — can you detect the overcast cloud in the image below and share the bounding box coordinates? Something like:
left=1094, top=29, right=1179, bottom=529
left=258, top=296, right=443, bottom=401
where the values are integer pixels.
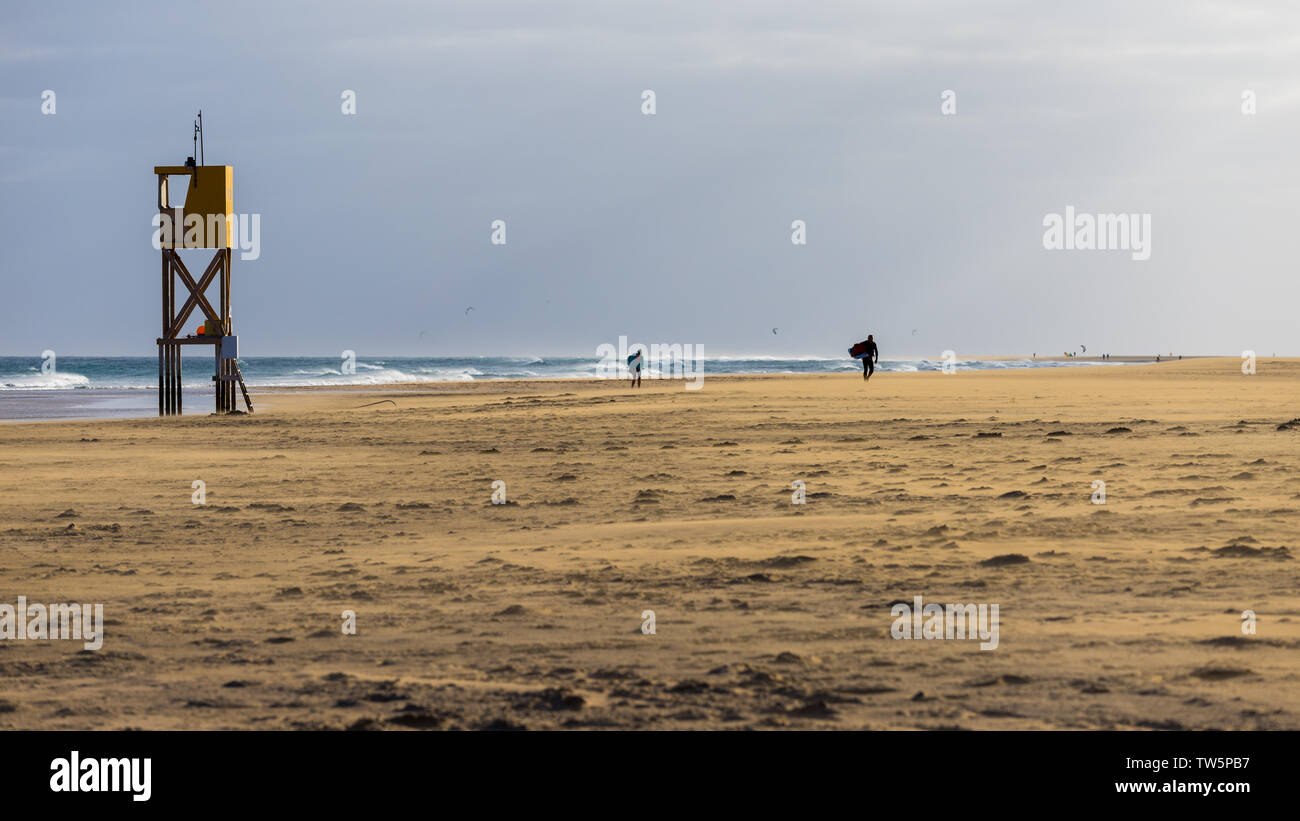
left=2, top=1, right=1298, bottom=357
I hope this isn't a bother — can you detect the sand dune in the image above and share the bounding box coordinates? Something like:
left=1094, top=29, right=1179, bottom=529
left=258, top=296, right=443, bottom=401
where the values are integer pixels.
left=0, top=357, right=1297, bottom=729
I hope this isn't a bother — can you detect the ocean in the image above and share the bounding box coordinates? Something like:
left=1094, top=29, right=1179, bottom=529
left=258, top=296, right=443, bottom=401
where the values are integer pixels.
left=0, top=355, right=1130, bottom=421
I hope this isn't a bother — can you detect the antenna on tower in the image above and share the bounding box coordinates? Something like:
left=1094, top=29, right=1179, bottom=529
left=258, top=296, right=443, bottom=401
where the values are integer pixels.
left=190, top=112, right=205, bottom=187
left=189, top=117, right=199, bottom=187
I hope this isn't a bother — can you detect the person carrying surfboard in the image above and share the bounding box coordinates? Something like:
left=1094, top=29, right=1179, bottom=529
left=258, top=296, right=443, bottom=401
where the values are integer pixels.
left=849, top=334, right=879, bottom=380
left=627, top=347, right=644, bottom=388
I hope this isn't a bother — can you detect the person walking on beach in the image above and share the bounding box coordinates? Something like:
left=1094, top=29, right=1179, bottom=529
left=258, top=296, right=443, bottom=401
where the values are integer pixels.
left=627, top=348, right=644, bottom=388
left=852, top=334, right=879, bottom=380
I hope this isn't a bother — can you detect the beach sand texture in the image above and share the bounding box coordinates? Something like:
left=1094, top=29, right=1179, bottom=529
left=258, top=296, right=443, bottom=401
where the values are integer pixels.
left=0, top=357, right=1297, bottom=730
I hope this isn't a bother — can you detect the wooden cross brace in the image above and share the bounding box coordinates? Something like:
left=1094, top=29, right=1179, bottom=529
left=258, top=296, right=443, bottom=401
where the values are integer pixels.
left=164, top=249, right=226, bottom=340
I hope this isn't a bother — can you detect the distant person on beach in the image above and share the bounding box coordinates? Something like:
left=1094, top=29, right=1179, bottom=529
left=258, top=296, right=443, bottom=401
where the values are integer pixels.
left=851, top=334, right=879, bottom=380
left=628, top=348, right=644, bottom=388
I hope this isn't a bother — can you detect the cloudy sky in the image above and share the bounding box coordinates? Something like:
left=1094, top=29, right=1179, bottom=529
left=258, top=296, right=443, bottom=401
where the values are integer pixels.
left=2, top=1, right=1298, bottom=358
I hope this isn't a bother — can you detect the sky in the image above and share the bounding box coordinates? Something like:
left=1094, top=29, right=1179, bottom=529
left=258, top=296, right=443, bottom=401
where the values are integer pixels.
left=2, top=0, right=1298, bottom=358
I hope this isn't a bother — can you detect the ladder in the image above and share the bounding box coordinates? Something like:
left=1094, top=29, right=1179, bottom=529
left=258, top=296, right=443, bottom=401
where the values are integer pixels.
left=214, top=362, right=255, bottom=413
left=234, top=361, right=254, bottom=413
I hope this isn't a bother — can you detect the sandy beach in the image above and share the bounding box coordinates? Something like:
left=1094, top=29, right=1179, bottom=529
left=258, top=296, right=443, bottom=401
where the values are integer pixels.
left=1, top=358, right=1297, bottom=730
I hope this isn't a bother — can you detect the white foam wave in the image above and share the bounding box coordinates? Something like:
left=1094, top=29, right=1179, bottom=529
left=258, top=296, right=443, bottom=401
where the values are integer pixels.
left=0, top=371, right=92, bottom=390
left=257, top=367, right=480, bottom=386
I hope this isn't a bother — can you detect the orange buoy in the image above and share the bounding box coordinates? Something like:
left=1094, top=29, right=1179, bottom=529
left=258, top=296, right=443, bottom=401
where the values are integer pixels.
left=196, top=325, right=205, bottom=335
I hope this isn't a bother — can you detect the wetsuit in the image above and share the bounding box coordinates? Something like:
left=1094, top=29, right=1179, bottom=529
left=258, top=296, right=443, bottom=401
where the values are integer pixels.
left=629, top=352, right=643, bottom=387
left=860, top=340, right=878, bottom=377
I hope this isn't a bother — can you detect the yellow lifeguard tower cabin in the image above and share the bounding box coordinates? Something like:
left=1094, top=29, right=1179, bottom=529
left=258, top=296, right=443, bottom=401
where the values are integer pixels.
left=153, top=113, right=251, bottom=416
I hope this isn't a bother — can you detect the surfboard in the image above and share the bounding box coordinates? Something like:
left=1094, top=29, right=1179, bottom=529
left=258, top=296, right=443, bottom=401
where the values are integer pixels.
left=849, top=341, right=869, bottom=359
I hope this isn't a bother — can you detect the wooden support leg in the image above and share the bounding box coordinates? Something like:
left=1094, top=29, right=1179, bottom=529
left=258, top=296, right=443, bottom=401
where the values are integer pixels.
left=171, top=343, right=179, bottom=416
left=165, top=340, right=172, bottom=415
left=157, top=344, right=164, bottom=417
left=168, top=343, right=177, bottom=416
left=164, top=343, right=170, bottom=416
left=172, top=343, right=179, bottom=416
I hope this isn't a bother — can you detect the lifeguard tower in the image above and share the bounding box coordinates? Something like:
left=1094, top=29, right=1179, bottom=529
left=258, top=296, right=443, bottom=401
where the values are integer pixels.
left=153, top=113, right=252, bottom=415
